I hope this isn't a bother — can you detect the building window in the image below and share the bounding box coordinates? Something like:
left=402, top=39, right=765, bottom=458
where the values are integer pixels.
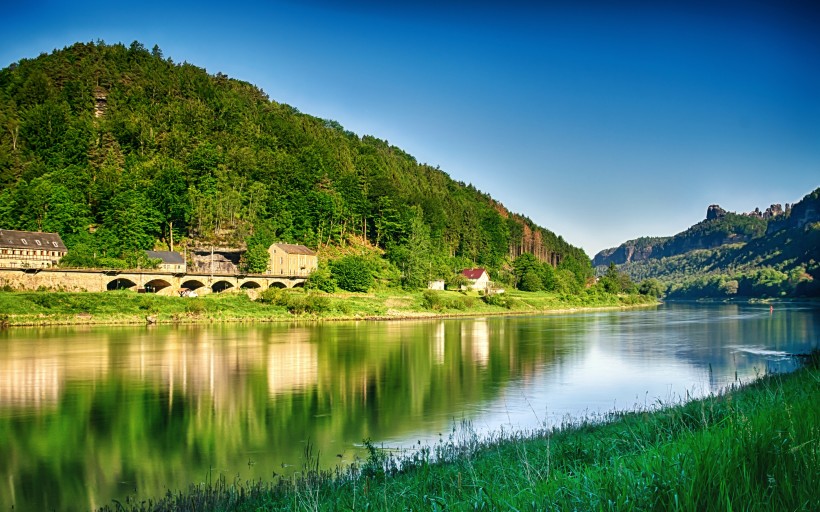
left=52, top=241, right=58, bottom=248
left=35, top=240, right=42, bottom=246
left=21, top=239, right=28, bottom=245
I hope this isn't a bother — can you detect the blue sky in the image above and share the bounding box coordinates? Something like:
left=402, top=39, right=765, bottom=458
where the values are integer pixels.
left=2, top=1, right=818, bottom=256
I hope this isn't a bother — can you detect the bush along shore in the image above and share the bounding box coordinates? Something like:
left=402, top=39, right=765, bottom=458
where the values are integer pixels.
left=0, top=287, right=658, bottom=327
left=98, top=351, right=820, bottom=512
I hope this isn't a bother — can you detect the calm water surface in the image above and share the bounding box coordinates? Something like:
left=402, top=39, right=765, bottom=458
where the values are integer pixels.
left=1, top=302, right=818, bottom=510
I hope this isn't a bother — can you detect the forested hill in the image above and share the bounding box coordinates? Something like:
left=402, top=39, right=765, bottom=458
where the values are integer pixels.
left=0, top=41, right=588, bottom=281
left=600, top=188, right=820, bottom=298
left=593, top=211, right=767, bottom=267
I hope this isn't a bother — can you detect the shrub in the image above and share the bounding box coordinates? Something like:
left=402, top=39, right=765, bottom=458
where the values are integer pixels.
left=305, top=265, right=337, bottom=292
left=422, top=290, right=444, bottom=310
left=66, top=295, right=96, bottom=313
left=138, top=296, right=159, bottom=313
left=305, top=294, right=330, bottom=313
left=482, top=293, right=519, bottom=309
left=241, top=244, right=271, bottom=273
left=332, top=256, right=373, bottom=292
left=482, top=293, right=507, bottom=307
left=446, top=273, right=469, bottom=291
left=28, top=293, right=61, bottom=309
left=259, top=287, right=285, bottom=304
left=334, top=300, right=352, bottom=314
left=283, top=293, right=330, bottom=314
left=185, top=300, right=206, bottom=315
left=450, top=297, right=467, bottom=310
left=504, top=296, right=522, bottom=309
left=519, top=270, right=543, bottom=292
left=638, top=278, right=666, bottom=297
left=422, top=291, right=478, bottom=311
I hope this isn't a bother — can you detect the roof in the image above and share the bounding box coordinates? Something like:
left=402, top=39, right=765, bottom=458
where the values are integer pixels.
left=461, top=268, right=488, bottom=280
left=0, top=230, right=66, bottom=250
left=271, top=243, right=316, bottom=256
left=145, top=250, right=185, bottom=264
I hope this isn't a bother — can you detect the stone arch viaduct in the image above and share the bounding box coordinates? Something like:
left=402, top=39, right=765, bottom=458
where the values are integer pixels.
left=0, top=268, right=306, bottom=295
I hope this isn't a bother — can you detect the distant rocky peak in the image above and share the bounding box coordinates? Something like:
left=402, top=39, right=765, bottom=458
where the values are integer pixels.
left=745, top=203, right=790, bottom=220
left=706, top=203, right=790, bottom=221
left=706, top=204, right=727, bottom=220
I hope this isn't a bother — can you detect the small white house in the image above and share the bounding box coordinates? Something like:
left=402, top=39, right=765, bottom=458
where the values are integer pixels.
left=461, top=268, right=490, bottom=291
left=428, top=279, right=445, bottom=290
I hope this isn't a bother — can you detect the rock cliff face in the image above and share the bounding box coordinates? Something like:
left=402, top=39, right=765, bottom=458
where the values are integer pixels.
left=766, top=189, right=820, bottom=235
left=706, top=205, right=727, bottom=220
left=592, top=237, right=668, bottom=266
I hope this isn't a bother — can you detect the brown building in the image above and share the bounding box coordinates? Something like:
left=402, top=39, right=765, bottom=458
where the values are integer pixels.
left=0, top=230, right=67, bottom=269
left=267, top=243, right=317, bottom=276
left=145, top=250, right=186, bottom=273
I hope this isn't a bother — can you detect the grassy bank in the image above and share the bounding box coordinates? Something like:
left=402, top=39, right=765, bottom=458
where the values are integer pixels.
left=100, top=351, right=820, bottom=511
left=0, top=288, right=657, bottom=327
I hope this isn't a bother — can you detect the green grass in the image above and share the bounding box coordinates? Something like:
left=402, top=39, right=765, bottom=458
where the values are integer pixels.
left=0, top=288, right=657, bottom=326
left=99, top=352, right=820, bottom=511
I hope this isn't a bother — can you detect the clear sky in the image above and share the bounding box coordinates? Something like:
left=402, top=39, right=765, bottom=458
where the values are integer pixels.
left=2, top=1, right=818, bottom=256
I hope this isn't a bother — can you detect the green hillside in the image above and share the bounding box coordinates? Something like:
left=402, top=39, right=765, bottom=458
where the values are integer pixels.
left=607, top=188, right=820, bottom=298
left=593, top=213, right=767, bottom=266
left=0, top=41, right=589, bottom=285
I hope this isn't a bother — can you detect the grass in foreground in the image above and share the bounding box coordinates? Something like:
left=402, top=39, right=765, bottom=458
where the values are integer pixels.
left=101, top=351, right=820, bottom=511
left=0, top=288, right=656, bottom=326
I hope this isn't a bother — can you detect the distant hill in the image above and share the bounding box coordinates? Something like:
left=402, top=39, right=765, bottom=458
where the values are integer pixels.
left=595, top=188, right=820, bottom=298
left=593, top=210, right=770, bottom=267
left=0, top=41, right=589, bottom=284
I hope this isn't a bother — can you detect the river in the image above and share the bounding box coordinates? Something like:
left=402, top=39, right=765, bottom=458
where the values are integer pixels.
left=1, top=302, right=817, bottom=510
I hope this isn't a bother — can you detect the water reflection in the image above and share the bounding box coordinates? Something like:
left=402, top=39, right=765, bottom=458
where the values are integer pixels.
left=268, top=331, right=317, bottom=395
left=0, top=303, right=817, bottom=511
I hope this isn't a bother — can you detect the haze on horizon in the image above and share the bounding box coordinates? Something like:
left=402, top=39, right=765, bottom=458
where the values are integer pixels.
left=2, top=0, right=818, bottom=257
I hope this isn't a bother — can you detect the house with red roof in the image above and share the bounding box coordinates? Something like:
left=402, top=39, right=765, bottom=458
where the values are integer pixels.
left=460, top=267, right=490, bottom=291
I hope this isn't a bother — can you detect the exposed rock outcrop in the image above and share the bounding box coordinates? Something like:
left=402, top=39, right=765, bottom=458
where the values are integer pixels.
left=706, top=205, right=727, bottom=220
left=746, top=204, right=788, bottom=220
left=766, top=190, right=820, bottom=235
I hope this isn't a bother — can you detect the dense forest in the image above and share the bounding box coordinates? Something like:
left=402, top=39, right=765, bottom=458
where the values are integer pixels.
left=0, top=41, right=590, bottom=286
left=599, top=188, right=820, bottom=298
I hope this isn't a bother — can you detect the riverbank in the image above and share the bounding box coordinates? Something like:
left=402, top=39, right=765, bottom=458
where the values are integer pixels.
left=101, top=350, right=820, bottom=511
left=0, top=288, right=658, bottom=327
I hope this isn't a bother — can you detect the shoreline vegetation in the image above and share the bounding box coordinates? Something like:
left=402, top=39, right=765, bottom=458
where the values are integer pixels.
left=98, top=350, right=820, bottom=512
left=0, top=288, right=658, bottom=328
